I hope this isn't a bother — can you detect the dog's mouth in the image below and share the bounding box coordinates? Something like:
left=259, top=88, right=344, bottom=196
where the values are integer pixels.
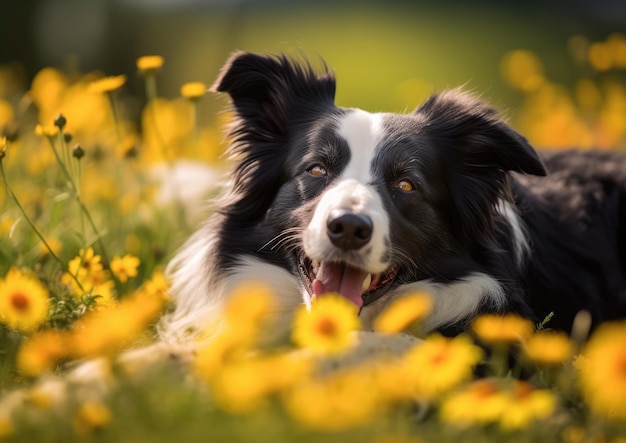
left=297, top=254, right=398, bottom=309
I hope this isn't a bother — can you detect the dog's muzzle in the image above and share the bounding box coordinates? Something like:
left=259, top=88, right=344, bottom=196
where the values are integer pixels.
left=299, top=210, right=398, bottom=309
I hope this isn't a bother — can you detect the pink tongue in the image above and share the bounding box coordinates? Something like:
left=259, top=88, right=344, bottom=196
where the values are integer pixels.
left=312, top=262, right=368, bottom=309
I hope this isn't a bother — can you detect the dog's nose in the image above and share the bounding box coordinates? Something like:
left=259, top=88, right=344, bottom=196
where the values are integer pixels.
left=327, top=211, right=373, bottom=250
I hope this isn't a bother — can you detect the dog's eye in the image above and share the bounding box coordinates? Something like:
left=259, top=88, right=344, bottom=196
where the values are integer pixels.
left=394, top=179, right=415, bottom=192
left=308, top=164, right=328, bottom=177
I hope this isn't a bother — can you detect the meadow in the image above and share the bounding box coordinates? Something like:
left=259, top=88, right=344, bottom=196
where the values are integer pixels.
left=1, top=33, right=626, bottom=442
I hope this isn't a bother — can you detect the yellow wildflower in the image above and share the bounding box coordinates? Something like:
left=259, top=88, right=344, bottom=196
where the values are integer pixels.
left=223, top=281, right=277, bottom=328
left=472, top=313, right=534, bottom=346
left=0, top=417, right=13, bottom=439
left=40, top=237, right=62, bottom=257
left=72, top=401, right=112, bottom=435
left=401, top=333, right=484, bottom=399
left=211, top=352, right=312, bottom=414
left=0, top=267, right=49, bottom=332
left=292, top=293, right=360, bottom=355
left=440, top=379, right=508, bottom=427
left=523, top=331, right=574, bottom=366
left=180, top=82, right=207, bottom=101
left=34, top=123, right=59, bottom=138
left=0, top=136, right=6, bottom=159
left=63, top=247, right=115, bottom=304
left=499, top=381, right=556, bottom=431
left=70, top=287, right=164, bottom=358
left=500, top=49, right=545, bottom=92
left=578, top=321, right=626, bottom=421
left=141, top=269, right=169, bottom=302
left=110, top=254, right=140, bottom=283
left=136, top=55, right=164, bottom=75
left=67, top=247, right=103, bottom=278
left=283, top=368, right=380, bottom=431
left=88, top=75, right=126, bottom=94
left=373, top=291, right=433, bottom=334
left=17, top=329, right=67, bottom=376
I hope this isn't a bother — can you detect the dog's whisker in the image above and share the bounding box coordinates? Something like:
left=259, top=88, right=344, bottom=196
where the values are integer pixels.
left=257, top=228, right=303, bottom=253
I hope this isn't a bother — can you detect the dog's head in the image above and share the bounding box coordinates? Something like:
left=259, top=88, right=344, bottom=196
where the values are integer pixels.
left=213, top=52, right=546, bottom=313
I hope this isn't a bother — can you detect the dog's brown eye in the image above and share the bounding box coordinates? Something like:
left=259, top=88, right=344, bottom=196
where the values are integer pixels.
left=308, top=164, right=328, bottom=177
left=394, top=179, right=415, bottom=192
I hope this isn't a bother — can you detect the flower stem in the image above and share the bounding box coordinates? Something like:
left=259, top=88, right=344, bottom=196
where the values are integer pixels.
left=42, top=135, right=120, bottom=291
left=0, top=159, right=86, bottom=292
left=106, top=91, right=123, bottom=144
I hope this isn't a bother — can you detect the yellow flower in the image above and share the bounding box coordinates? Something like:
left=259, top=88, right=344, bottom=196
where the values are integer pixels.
left=523, top=331, right=574, bottom=366
left=578, top=321, right=626, bottom=421
left=40, top=237, right=62, bottom=257
left=140, top=269, right=169, bottom=302
left=136, top=55, right=164, bottom=75
left=72, top=401, right=112, bottom=435
left=373, top=291, right=433, bottom=334
left=0, top=417, right=13, bottom=439
left=180, top=82, right=207, bottom=101
left=472, top=313, right=534, bottom=346
left=283, top=368, right=380, bottom=431
left=211, top=352, right=312, bottom=414
left=0, top=267, right=50, bottom=332
left=110, top=254, right=140, bottom=283
left=88, top=74, right=126, bottom=94
left=500, top=49, right=545, bottom=92
left=70, top=287, right=165, bottom=358
left=499, top=381, right=556, bottom=431
left=63, top=248, right=115, bottom=304
left=67, top=247, right=103, bottom=278
left=440, top=379, right=508, bottom=427
left=223, top=282, right=277, bottom=328
left=292, top=293, right=360, bottom=355
left=17, top=329, right=67, bottom=376
left=0, top=136, right=6, bottom=159
left=401, top=333, right=484, bottom=399
left=34, top=123, right=60, bottom=138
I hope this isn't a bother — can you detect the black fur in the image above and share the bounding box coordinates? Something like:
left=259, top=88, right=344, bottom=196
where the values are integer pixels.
left=203, top=51, right=626, bottom=335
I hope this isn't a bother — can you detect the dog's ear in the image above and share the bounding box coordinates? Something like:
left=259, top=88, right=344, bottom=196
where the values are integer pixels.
left=212, top=52, right=336, bottom=221
left=415, top=89, right=546, bottom=177
left=212, top=51, right=336, bottom=135
left=414, top=90, right=546, bottom=245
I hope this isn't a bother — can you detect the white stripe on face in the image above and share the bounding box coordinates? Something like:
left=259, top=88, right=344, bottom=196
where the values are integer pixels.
left=337, top=110, right=385, bottom=182
left=302, top=109, right=391, bottom=273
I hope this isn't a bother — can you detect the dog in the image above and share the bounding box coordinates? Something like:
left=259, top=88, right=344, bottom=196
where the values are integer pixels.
left=158, top=51, right=626, bottom=343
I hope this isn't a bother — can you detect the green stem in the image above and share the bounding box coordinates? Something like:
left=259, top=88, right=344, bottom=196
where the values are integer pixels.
left=0, top=159, right=86, bottom=293
left=43, top=136, right=120, bottom=291
left=106, top=91, right=123, bottom=144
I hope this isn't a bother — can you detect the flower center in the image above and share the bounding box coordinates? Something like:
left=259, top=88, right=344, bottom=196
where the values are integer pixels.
left=474, top=380, right=499, bottom=398
left=316, top=317, right=338, bottom=337
left=616, top=353, right=626, bottom=375
left=10, top=292, right=30, bottom=312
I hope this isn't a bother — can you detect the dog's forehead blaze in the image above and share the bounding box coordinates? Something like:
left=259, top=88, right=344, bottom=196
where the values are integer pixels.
left=336, top=109, right=386, bottom=183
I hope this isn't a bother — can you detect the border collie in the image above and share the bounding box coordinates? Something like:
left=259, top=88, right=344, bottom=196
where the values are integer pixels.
left=159, top=51, right=626, bottom=343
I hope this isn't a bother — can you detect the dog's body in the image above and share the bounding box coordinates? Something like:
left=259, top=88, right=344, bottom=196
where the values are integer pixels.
left=158, top=52, right=626, bottom=343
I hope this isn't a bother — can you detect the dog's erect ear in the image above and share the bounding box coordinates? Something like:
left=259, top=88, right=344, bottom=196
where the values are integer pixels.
left=212, top=52, right=336, bottom=221
left=212, top=51, right=336, bottom=135
left=414, top=90, right=546, bottom=245
left=415, top=89, right=546, bottom=177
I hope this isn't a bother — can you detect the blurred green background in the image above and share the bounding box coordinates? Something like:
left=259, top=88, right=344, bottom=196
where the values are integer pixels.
left=2, top=0, right=626, bottom=148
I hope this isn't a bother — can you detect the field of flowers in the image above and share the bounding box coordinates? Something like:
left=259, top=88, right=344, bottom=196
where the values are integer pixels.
left=1, top=34, right=626, bottom=442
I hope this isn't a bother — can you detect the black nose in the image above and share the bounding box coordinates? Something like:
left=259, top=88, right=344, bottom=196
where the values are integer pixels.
left=327, top=211, right=373, bottom=250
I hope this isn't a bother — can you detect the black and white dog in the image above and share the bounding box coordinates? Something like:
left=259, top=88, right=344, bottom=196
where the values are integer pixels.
left=159, top=51, right=626, bottom=342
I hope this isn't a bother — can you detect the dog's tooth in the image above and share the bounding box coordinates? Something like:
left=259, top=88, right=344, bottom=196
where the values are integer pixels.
left=362, top=274, right=372, bottom=291
left=371, top=273, right=381, bottom=288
